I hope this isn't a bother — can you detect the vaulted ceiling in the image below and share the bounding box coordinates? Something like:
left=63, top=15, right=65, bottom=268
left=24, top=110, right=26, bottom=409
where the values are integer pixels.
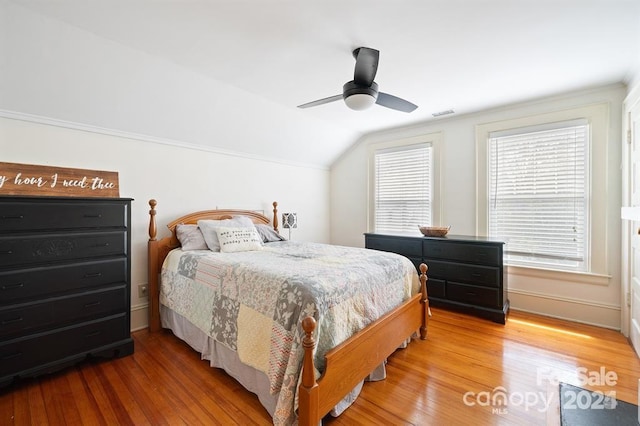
left=7, top=0, right=640, bottom=168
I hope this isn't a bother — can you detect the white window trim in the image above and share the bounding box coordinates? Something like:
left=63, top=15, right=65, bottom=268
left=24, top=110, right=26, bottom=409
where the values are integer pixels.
left=476, top=103, right=610, bottom=278
left=368, top=133, right=442, bottom=233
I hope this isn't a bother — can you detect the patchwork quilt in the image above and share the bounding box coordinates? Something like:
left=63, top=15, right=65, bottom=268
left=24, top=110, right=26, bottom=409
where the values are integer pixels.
left=160, top=241, right=419, bottom=425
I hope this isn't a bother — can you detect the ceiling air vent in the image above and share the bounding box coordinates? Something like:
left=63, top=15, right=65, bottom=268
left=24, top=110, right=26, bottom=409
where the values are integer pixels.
left=432, top=109, right=455, bottom=117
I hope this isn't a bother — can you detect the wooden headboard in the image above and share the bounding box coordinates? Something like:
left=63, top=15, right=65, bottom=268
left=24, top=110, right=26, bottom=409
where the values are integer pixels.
left=147, top=199, right=279, bottom=331
left=148, top=199, right=279, bottom=245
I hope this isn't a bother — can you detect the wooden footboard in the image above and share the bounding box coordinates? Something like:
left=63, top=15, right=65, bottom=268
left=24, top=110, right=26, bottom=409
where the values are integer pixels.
left=298, top=264, right=428, bottom=426
left=147, top=199, right=429, bottom=424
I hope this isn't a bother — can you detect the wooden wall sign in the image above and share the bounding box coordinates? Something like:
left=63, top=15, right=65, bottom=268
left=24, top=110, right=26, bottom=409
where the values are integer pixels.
left=0, top=162, right=120, bottom=198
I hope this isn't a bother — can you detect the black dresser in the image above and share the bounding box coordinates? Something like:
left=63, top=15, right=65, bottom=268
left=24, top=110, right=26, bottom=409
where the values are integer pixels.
left=0, top=196, right=133, bottom=387
left=365, top=233, right=509, bottom=323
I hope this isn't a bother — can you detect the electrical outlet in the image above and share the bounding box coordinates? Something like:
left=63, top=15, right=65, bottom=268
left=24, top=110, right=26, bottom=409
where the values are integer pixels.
left=138, top=284, right=148, bottom=298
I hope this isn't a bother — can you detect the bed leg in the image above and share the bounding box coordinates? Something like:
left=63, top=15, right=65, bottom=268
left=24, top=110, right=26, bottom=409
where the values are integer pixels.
left=299, top=316, right=319, bottom=426
left=419, top=263, right=429, bottom=340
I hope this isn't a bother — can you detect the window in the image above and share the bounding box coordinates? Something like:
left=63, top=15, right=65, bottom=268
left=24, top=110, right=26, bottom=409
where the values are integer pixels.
left=488, top=120, right=590, bottom=271
left=373, top=143, right=432, bottom=234
left=477, top=103, right=610, bottom=279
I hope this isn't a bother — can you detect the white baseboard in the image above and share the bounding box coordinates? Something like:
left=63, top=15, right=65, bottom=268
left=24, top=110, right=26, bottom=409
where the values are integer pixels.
left=131, top=302, right=149, bottom=332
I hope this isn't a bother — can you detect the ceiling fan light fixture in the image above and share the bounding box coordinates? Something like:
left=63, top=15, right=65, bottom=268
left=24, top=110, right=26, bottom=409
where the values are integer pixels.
left=297, top=48, right=417, bottom=113
left=344, top=93, right=376, bottom=110
left=342, top=80, right=378, bottom=111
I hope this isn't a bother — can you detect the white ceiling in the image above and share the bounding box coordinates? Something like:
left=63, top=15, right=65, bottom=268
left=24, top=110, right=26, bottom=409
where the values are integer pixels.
left=11, top=0, right=640, bottom=166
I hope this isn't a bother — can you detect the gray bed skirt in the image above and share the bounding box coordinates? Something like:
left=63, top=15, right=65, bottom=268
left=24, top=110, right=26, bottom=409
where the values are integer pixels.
left=160, top=305, right=388, bottom=422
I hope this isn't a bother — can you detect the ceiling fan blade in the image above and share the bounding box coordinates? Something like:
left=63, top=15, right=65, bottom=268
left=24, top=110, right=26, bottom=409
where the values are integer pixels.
left=297, top=94, right=343, bottom=109
left=353, top=47, right=379, bottom=86
left=376, top=92, right=418, bottom=113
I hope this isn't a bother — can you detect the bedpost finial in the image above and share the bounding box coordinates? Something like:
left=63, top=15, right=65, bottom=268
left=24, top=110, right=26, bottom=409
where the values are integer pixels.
left=272, top=201, right=279, bottom=232
left=302, top=316, right=316, bottom=336
left=149, top=199, right=158, bottom=241
left=419, top=263, right=428, bottom=292
left=302, top=316, right=316, bottom=351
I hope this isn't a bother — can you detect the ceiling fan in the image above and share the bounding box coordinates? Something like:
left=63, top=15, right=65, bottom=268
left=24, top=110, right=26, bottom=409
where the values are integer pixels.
left=297, top=47, right=418, bottom=113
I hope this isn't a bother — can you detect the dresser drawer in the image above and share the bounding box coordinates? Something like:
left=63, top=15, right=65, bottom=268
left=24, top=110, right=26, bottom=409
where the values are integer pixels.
left=0, top=304, right=53, bottom=339
left=423, top=241, right=500, bottom=266
left=421, top=260, right=448, bottom=279
left=54, top=287, right=127, bottom=327
left=428, top=278, right=446, bottom=299
left=0, top=314, right=129, bottom=377
left=0, top=258, right=127, bottom=304
left=0, top=287, right=127, bottom=339
left=448, top=282, right=500, bottom=308
left=0, top=231, right=126, bottom=268
left=424, top=260, right=499, bottom=287
left=0, top=201, right=126, bottom=232
left=366, top=236, right=422, bottom=257
left=446, top=263, right=500, bottom=288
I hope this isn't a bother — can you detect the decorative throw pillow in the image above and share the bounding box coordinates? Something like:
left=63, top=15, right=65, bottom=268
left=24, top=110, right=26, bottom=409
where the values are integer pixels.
left=198, top=216, right=256, bottom=251
left=255, top=224, right=285, bottom=243
left=215, top=227, right=263, bottom=253
left=176, top=224, right=208, bottom=251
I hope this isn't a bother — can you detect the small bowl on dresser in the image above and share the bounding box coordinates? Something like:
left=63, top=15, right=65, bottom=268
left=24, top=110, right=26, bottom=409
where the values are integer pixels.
left=419, top=226, right=450, bottom=237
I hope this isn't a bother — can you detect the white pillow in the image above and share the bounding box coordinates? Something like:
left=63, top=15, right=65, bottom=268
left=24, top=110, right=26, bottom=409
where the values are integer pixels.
left=198, top=216, right=256, bottom=251
left=175, top=224, right=208, bottom=251
left=255, top=223, right=285, bottom=243
left=216, top=227, right=263, bottom=253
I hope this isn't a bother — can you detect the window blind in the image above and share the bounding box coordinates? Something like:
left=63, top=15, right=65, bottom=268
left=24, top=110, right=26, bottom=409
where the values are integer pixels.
left=488, top=120, right=589, bottom=271
left=374, top=143, right=432, bottom=234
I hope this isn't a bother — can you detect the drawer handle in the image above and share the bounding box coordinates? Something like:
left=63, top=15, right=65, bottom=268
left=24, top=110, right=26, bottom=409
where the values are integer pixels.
left=1, top=282, right=24, bottom=291
left=84, top=301, right=102, bottom=308
left=466, top=292, right=477, bottom=296
left=93, top=243, right=110, bottom=248
left=2, top=215, right=24, bottom=220
left=2, top=351, right=23, bottom=361
left=1, top=316, right=23, bottom=325
left=471, top=273, right=482, bottom=278
left=85, top=331, right=102, bottom=338
left=83, top=214, right=103, bottom=218
left=0, top=250, right=13, bottom=255
left=83, top=272, right=103, bottom=278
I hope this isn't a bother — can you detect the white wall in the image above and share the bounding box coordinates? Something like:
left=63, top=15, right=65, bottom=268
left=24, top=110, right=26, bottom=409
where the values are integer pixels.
left=0, top=1, right=333, bottom=331
left=331, top=84, right=626, bottom=329
left=1, top=115, right=330, bottom=330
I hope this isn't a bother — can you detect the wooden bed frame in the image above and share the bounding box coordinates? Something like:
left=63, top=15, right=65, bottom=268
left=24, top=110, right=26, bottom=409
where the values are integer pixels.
left=147, top=199, right=429, bottom=426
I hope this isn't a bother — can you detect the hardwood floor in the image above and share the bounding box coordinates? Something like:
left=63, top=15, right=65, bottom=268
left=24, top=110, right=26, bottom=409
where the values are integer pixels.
left=1, top=308, right=639, bottom=425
